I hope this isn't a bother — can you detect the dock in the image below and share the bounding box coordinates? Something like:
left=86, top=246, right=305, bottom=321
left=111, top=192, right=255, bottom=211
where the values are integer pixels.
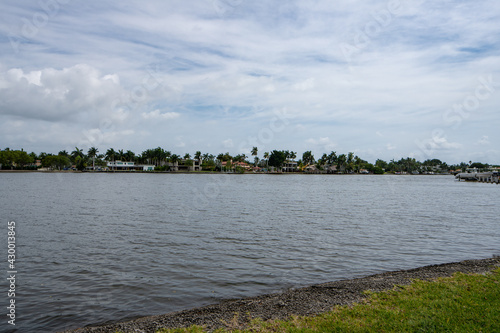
left=455, top=172, right=499, bottom=184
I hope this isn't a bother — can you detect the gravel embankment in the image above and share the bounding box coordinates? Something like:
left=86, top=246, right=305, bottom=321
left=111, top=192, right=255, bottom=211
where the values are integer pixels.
left=64, top=257, right=500, bottom=333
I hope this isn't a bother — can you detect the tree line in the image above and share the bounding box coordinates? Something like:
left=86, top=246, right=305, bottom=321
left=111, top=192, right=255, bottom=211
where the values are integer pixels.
left=0, top=146, right=495, bottom=173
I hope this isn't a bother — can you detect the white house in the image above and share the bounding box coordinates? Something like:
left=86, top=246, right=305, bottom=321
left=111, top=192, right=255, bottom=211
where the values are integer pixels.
left=107, top=161, right=154, bottom=171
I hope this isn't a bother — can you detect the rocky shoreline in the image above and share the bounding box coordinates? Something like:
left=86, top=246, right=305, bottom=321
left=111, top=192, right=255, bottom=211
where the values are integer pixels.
left=64, top=257, right=500, bottom=333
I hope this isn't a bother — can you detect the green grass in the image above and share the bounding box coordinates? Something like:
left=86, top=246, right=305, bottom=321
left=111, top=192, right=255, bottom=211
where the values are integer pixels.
left=157, top=268, right=500, bottom=333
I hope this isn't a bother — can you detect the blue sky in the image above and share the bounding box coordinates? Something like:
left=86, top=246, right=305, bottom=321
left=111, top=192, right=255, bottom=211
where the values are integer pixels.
left=1, top=0, right=499, bottom=164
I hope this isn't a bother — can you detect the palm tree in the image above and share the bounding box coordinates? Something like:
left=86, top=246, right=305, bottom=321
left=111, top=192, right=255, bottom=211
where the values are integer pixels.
left=302, top=151, right=315, bottom=166
left=105, top=148, right=117, bottom=170
left=251, top=147, right=258, bottom=158
left=170, top=154, right=180, bottom=170
left=117, top=149, right=125, bottom=161
left=165, top=150, right=172, bottom=159
left=88, top=147, right=98, bottom=171
left=263, top=152, right=269, bottom=170
left=194, top=151, right=202, bottom=161
left=337, top=154, right=347, bottom=173
left=153, top=147, right=168, bottom=166
left=71, top=147, right=84, bottom=163
left=354, top=155, right=362, bottom=173
left=140, top=149, right=152, bottom=165
left=234, top=154, right=247, bottom=163
left=346, top=152, right=354, bottom=173
left=124, top=150, right=135, bottom=162
left=327, top=151, right=337, bottom=165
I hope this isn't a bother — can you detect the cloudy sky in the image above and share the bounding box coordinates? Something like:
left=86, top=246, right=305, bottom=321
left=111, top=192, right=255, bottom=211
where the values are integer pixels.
left=1, top=0, right=499, bottom=164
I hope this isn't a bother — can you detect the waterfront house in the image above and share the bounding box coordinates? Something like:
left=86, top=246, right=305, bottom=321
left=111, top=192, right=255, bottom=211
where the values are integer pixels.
left=221, top=160, right=252, bottom=172
left=282, top=160, right=298, bottom=172
left=324, top=164, right=338, bottom=174
left=107, top=161, right=154, bottom=171
left=234, top=161, right=252, bottom=171
left=169, top=159, right=202, bottom=172
left=304, top=164, right=320, bottom=173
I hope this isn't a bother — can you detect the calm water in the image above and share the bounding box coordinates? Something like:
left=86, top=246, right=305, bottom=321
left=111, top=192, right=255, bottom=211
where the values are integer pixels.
left=0, top=173, right=498, bottom=332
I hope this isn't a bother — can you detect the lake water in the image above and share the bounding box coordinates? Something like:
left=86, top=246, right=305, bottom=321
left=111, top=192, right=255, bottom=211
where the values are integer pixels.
left=0, top=173, right=498, bottom=332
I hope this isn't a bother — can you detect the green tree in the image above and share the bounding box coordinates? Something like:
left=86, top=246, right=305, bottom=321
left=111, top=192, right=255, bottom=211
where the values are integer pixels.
left=75, top=156, right=87, bottom=171
left=154, top=147, right=169, bottom=166
left=118, top=149, right=125, bottom=161
left=302, top=151, right=315, bottom=165
left=263, top=152, right=270, bottom=170
left=0, top=150, right=8, bottom=168
left=1, top=150, right=13, bottom=169
left=470, top=162, right=487, bottom=170
left=459, top=162, right=468, bottom=172
left=268, top=150, right=287, bottom=171
left=346, top=152, right=355, bottom=173
left=327, top=151, right=337, bottom=165
left=170, top=154, right=180, bottom=167
left=221, top=152, right=232, bottom=162
left=71, top=147, right=85, bottom=163
left=375, top=159, right=388, bottom=170
left=251, top=147, right=258, bottom=160
left=337, top=154, right=347, bottom=173
left=354, top=155, right=363, bottom=173
left=194, top=151, right=202, bottom=161
left=201, top=157, right=217, bottom=171
left=105, top=148, right=117, bottom=170
left=43, top=155, right=71, bottom=170
left=233, top=154, right=247, bottom=163
left=13, top=150, right=33, bottom=169
left=124, top=150, right=136, bottom=162
left=87, top=147, right=99, bottom=171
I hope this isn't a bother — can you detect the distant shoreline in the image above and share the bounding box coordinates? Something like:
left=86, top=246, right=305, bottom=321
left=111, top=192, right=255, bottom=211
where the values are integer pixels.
left=64, top=257, right=499, bottom=333
left=0, top=170, right=453, bottom=176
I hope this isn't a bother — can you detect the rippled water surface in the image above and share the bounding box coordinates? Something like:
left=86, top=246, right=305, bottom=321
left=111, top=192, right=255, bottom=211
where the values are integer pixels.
left=0, top=173, right=498, bottom=332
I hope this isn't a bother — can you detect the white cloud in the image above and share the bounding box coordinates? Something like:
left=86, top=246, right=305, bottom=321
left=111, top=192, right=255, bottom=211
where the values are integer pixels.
left=417, top=136, right=463, bottom=153
left=0, top=64, right=124, bottom=122
left=141, top=109, right=181, bottom=120
left=306, top=137, right=337, bottom=151
left=0, top=1, right=499, bottom=164
left=222, top=139, right=234, bottom=148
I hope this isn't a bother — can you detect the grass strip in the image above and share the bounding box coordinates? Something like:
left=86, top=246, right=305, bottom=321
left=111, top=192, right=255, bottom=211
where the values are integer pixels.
left=157, top=268, right=500, bottom=332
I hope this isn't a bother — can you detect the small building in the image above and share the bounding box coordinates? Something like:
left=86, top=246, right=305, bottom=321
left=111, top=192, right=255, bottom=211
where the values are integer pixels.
left=234, top=161, right=252, bottom=171
left=107, top=161, right=154, bottom=171
left=169, top=159, right=202, bottom=172
left=107, top=161, right=135, bottom=170
left=304, top=164, right=320, bottom=173
left=282, top=160, right=298, bottom=172
left=324, top=164, right=338, bottom=174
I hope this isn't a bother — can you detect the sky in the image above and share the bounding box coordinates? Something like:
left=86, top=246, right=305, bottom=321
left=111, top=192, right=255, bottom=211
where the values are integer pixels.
left=0, top=0, right=499, bottom=164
